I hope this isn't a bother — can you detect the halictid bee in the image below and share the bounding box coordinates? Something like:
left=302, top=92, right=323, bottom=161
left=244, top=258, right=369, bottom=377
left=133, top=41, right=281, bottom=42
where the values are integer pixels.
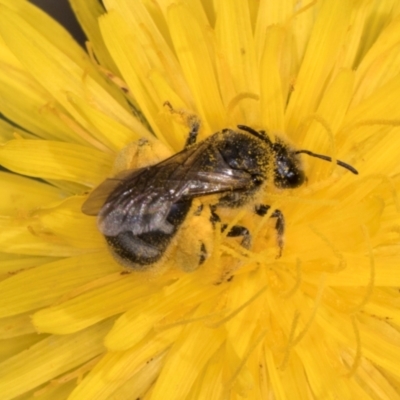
left=82, top=117, right=358, bottom=271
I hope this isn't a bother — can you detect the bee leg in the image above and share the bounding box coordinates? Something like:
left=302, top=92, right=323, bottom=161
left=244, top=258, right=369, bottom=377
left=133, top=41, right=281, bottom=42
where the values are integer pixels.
left=185, top=119, right=200, bottom=148
left=199, top=242, right=208, bottom=265
left=192, top=204, right=209, bottom=265
left=209, top=205, right=220, bottom=224
left=209, top=205, right=251, bottom=248
left=163, top=101, right=201, bottom=148
left=255, top=205, right=285, bottom=257
left=222, top=224, right=252, bottom=248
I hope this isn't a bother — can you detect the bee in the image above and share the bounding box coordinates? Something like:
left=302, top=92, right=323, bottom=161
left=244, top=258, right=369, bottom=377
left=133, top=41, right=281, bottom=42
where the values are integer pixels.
left=82, top=122, right=358, bottom=270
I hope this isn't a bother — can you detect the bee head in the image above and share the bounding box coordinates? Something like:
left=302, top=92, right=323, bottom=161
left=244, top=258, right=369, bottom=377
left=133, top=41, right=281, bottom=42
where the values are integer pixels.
left=272, top=141, right=359, bottom=189
left=272, top=142, right=305, bottom=188
left=236, top=125, right=358, bottom=190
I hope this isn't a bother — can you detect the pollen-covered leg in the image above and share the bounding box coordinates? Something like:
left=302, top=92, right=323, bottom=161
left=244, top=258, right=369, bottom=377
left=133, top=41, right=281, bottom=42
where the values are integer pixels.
left=174, top=201, right=213, bottom=272
left=184, top=119, right=200, bottom=148
left=198, top=242, right=208, bottom=265
left=255, top=204, right=285, bottom=257
left=163, top=101, right=201, bottom=148
left=222, top=224, right=252, bottom=249
left=210, top=205, right=252, bottom=249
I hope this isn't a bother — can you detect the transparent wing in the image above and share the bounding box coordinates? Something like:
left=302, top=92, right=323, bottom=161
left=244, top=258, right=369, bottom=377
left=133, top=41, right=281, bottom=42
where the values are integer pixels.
left=82, top=137, right=254, bottom=237
left=81, top=170, right=135, bottom=216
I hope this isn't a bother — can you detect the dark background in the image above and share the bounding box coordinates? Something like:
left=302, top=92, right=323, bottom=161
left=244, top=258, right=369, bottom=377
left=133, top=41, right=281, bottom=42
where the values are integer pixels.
left=29, top=0, right=87, bottom=46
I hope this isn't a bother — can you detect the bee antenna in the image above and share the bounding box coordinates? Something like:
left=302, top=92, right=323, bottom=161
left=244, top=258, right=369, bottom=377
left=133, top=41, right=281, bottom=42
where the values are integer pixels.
left=237, top=125, right=272, bottom=146
left=295, top=150, right=358, bottom=175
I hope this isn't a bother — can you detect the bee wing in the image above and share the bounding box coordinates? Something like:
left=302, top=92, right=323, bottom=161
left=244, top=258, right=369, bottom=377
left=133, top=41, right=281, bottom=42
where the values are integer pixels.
left=96, top=164, right=193, bottom=237
left=181, top=168, right=253, bottom=196
left=83, top=136, right=255, bottom=237
left=96, top=167, right=254, bottom=237
left=81, top=170, right=140, bottom=216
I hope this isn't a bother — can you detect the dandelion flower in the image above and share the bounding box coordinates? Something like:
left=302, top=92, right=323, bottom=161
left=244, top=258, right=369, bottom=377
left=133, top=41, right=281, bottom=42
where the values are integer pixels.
left=0, top=0, right=400, bottom=399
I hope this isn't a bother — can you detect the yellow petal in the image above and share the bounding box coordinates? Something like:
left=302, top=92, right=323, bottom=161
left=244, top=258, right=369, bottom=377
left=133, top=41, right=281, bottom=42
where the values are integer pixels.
left=323, top=255, right=400, bottom=287
left=0, top=333, right=47, bottom=365
left=299, top=69, right=355, bottom=178
left=105, top=273, right=226, bottom=351
left=32, top=273, right=163, bottom=334
left=68, top=93, right=144, bottom=152
left=188, top=345, right=226, bottom=399
left=356, top=0, right=400, bottom=64
left=0, top=312, right=36, bottom=339
left=215, top=0, right=259, bottom=124
left=150, top=305, right=226, bottom=399
left=68, top=328, right=179, bottom=400
left=99, top=3, right=199, bottom=149
left=0, top=196, right=106, bottom=258
left=166, top=2, right=227, bottom=131
left=0, top=254, right=57, bottom=278
left=0, top=171, right=62, bottom=215
left=0, top=319, right=114, bottom=400
left=259, top=26, right=287, bottom=132
left=0, top=1, right=398, bottom=398
left=0, top=118, right=35, bottom=143
left=105, top=0, right=195, bottom=109
left=319, top=311, right=400, bottom=384
left=69, top=0, right=120, bottom=73
left=354, top=18, right=400, bottom=105
left=0, top=64, right=86, bottom=144
left=0, top=139, right=112, bottom=186
left=0, top=5, right=146, bottom=142
left=0, top=253, right=119, bottom=318
left=285, top=1, right=352, bottom=134
left=0, top=0, right=95, bottom=75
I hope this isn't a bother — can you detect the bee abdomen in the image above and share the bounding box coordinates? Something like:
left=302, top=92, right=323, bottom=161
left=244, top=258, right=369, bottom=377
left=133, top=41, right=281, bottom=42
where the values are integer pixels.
left=105, top=232, right=166, bottom=268
left=105, top=200, right=193, bottom=269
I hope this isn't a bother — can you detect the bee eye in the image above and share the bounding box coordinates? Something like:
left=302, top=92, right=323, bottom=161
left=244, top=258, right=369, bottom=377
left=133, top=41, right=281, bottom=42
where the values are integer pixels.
left=274, top=168, right=305, bottom=189
left=273, top=144, right=305, bottom=188
left=275, top=167, right=305, bottom=188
